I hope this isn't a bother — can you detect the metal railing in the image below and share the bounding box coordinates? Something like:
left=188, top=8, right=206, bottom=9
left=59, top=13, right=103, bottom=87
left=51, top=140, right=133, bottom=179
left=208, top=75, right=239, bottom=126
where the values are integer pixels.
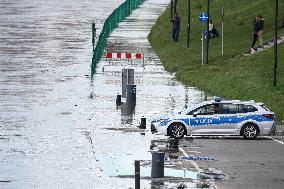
left=91, top=0, right=144, bottom=78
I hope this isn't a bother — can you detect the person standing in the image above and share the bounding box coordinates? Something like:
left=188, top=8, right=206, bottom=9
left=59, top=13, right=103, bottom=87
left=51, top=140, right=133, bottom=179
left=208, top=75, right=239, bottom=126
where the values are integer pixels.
left=258, top=15, right=264, bottom=48
left=278, top=17, right=284, bottom=29
left=209, top=19, right=219, bottom=39
left=278, top=17, right=284, bottom=30
left=251, top=16, right=260, bottom=52
left=170, top=12, right=180, bottom=42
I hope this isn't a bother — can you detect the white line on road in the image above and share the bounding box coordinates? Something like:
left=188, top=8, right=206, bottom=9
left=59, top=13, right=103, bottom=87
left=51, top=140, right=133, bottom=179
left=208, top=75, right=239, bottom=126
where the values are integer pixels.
left=178, top=146, right=203, bottom=173
left=178, top=146, right=219, bottom=189
left=265, top=136, right=284, bottom=145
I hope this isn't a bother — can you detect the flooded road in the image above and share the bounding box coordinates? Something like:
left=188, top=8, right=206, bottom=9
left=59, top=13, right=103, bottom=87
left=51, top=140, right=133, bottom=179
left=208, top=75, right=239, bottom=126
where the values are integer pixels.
left=0, top=0, right=206, bottom=188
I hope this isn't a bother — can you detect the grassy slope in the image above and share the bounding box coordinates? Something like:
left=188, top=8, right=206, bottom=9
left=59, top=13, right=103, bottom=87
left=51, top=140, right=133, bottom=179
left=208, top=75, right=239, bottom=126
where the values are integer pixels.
left=149, top=0, right=284, bottom=122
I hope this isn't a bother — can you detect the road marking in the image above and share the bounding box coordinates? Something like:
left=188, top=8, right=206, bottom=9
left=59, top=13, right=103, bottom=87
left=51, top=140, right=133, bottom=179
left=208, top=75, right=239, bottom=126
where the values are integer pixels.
left=179, top=146, right=219, bottom=189
left=178, top=146, right=203, bottom=173
left=265, top=136, right=284, bottom=145
left=178, top=146, right=219, bottom=189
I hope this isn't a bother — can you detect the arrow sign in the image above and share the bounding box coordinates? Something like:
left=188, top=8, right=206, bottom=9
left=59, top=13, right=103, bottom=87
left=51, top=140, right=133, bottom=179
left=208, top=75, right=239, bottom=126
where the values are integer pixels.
left=199, top=12, right=208, bottom=23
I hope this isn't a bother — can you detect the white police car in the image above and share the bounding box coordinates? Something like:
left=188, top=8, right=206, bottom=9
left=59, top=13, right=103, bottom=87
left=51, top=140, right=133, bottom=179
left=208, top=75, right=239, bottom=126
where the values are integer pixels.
left=151, top=97, right=275, bottom=139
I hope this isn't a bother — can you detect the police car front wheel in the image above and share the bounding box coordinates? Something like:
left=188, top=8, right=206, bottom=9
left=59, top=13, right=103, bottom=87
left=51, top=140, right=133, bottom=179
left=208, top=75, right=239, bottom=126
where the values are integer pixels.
left=169, top=123, right=186, bottom=139
left=241, top=124, right=259, bottom=140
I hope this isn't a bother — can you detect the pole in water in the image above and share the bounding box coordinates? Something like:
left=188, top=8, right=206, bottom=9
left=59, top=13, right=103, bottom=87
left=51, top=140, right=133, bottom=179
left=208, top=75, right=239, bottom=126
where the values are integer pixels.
left=151, top=151, right=164, bottom=178
left=135, top=160, right=140, bottom=189
left=187, top=0, right=190, bottom=48
left=221, top=6, right=224, bottom=56
left=273, top=0, right=278, bottom=87
left=139, top=117, right=146, bottom=129
left=116, top=93, right=122, bottom=106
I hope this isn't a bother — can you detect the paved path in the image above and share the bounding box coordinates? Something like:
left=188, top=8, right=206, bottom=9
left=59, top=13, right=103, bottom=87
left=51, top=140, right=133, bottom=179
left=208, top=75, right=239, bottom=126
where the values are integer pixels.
left=178, top=136, right=284, bottom=189
left=243, top=34, right=284, bottom=56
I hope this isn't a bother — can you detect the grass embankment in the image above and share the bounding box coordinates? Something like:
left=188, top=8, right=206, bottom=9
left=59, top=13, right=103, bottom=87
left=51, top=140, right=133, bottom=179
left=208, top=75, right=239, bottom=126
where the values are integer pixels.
left=148, top=0, right=284, bottom=122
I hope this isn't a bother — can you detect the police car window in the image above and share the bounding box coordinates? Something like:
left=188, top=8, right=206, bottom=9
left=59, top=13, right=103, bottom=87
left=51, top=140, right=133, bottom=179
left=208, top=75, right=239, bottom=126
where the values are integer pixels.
left=222, top=104, right=241, bottom=114
left=245, top=105, right=258, bottom=112
left=194, top=104, right=215, bottom=115
left=238, top=104, right=248, bottom=113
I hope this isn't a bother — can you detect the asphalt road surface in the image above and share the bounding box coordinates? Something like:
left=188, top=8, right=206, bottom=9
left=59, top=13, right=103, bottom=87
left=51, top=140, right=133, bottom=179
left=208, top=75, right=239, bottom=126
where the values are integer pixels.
left=178, top=136, right=284, bottom=189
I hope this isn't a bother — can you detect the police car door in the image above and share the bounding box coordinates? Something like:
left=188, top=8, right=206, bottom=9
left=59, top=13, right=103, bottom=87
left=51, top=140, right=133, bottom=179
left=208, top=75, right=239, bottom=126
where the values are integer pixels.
left=189, top=104, right=222, bottom=134
left=218, top=103, right=247, bottom=134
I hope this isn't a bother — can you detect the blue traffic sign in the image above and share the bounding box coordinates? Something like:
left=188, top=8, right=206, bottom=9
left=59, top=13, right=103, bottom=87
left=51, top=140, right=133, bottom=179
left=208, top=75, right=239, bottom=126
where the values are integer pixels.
left=203, top=29, right=208, bottom=34
left=199, top=12, right=208, bottom=23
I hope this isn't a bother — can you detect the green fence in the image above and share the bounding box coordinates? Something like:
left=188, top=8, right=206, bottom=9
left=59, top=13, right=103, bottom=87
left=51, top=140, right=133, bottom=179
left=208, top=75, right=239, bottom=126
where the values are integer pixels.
left=91, top=0, right=145, bottom=78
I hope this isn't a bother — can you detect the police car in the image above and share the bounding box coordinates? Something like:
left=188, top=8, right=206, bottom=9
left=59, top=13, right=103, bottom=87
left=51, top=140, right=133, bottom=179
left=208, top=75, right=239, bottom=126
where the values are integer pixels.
left=151, top=97, right=275, bottom=139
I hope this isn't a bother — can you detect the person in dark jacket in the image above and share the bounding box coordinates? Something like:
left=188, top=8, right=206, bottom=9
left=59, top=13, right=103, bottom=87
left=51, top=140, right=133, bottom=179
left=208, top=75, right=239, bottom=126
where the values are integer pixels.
left=258, top=15, right=264, bottom=47
left=209, top=19, right=219, bottom=39
left=279, top=17, right=284, bottom=29
left=170, top=12, right=180, bottom=42
left=251, top=15, right=262, bottom=51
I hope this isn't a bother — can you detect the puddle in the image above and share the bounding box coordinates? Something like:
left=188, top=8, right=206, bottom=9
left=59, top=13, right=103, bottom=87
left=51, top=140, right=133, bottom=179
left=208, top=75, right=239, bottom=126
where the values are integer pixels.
left=199, top=168, right=229, bottom=180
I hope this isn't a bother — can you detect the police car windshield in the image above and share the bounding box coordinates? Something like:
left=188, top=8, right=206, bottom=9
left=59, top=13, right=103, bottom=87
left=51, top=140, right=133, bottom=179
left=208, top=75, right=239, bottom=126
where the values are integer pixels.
left=182, top=102, right=209, bottom=114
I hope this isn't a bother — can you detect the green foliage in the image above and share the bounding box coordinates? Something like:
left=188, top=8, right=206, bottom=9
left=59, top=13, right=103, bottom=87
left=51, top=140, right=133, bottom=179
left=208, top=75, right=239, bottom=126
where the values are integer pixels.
left=149, top=0, right=284, bottom=122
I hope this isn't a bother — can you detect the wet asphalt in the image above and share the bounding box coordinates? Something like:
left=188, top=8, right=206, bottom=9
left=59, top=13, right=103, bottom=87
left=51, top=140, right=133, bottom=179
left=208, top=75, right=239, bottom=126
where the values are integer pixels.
left=177, top=136, right=284, bottom=189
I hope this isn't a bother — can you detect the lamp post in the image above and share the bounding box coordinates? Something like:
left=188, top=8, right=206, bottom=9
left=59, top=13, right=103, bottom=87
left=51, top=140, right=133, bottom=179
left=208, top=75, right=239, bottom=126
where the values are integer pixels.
left=174, top=0, right=178, bottom=14
left=187, top=0, right=190, bottom=48
left=170, top=0, right=173, bottom=19
left=205, top=0, right=210, bottom=64
left=273, top=0, right=278, bottom=87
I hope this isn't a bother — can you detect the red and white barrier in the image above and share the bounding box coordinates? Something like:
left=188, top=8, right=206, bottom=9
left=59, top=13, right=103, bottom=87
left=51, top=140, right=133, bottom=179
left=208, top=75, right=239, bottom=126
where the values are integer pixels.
left=105, top=52, right=143, bottom=59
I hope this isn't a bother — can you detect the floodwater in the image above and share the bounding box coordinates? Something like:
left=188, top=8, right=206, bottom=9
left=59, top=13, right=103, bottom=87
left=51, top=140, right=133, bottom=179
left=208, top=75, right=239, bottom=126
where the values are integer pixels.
left=0, top=0, right=208, bottom=188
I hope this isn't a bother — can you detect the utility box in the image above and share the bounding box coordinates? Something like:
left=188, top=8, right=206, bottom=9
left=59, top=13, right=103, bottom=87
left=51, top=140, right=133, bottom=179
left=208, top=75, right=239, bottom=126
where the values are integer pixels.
left=126, top=84, right=136, bottom=105
left=122, top=69, right=134, bottom=98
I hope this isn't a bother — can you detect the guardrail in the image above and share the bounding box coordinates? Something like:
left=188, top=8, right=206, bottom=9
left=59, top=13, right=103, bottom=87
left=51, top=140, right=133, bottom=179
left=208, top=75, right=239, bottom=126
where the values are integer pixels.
left=91, top=0, right=145, bottom=78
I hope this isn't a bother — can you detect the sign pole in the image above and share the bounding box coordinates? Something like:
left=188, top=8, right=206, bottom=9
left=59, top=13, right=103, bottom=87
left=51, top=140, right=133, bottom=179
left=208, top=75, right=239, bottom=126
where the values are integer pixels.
left=202, top=30, right=204, bottom=67
left=199, top=12, right=208, bottom=67
left=221, top=6, right=224, bottom=56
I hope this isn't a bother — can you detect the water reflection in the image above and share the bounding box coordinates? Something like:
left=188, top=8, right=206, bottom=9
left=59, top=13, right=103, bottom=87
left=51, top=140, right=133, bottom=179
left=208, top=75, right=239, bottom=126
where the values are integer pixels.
left=121, top=103, right=135, bottom=125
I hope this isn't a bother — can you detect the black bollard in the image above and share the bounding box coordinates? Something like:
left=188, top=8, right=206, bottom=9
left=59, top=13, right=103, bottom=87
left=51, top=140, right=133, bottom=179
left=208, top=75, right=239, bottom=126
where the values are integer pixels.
left=126, top=84, right=136, bottom=105
left=139, top=117, right=146, bottom=129
left=92, top=22, right=96, bottom=49
left=151, top=152, right=164, bottom=178
left=116, top=94, right=122, bottom=106
left=135, top=161, right=140, bottom=189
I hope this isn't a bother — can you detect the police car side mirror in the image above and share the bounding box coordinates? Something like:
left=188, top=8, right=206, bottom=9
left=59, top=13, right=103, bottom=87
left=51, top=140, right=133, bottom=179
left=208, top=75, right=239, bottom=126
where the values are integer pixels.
left=193, top=112, right=198, bottom=117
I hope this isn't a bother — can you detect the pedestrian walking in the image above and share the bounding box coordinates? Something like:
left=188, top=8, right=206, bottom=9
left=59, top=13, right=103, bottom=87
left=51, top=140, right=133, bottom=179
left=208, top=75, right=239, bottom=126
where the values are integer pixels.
left=258, top=15, right=264, bottom=47
left=170, top=12, right=180, bottom=42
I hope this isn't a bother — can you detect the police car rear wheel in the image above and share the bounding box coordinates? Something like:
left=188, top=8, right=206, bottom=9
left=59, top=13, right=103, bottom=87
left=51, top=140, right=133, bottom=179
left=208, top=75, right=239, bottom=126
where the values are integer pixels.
left=169, top=124, right=186, bottom=139
left=242, top=124, right=258, bottom=140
